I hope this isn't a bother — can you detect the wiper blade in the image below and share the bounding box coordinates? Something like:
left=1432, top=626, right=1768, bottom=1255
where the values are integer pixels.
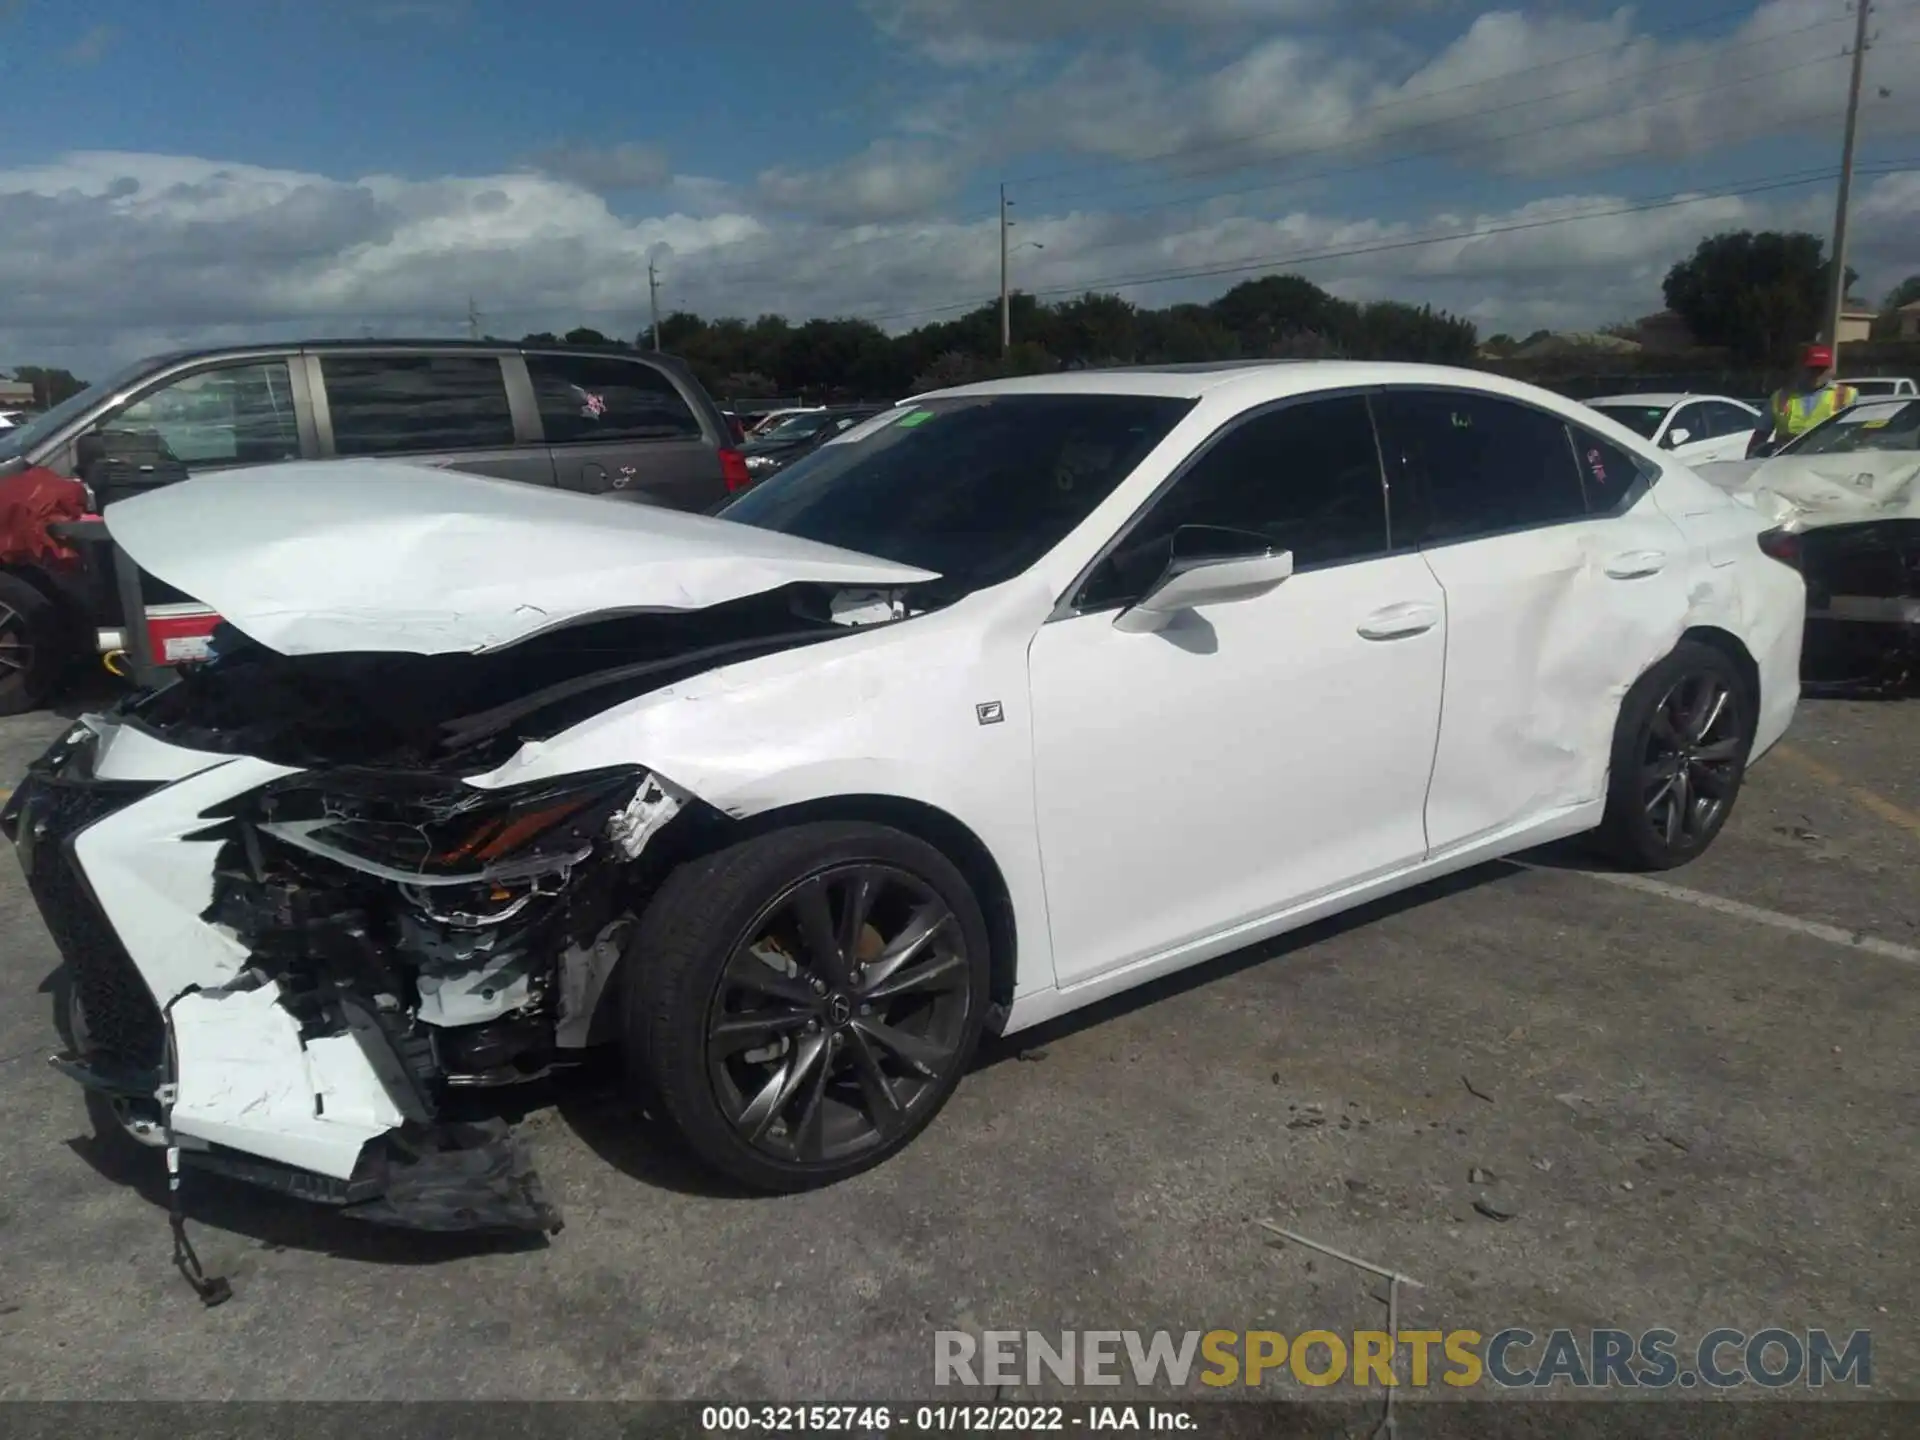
left=436, top=629, right=839, bottom=753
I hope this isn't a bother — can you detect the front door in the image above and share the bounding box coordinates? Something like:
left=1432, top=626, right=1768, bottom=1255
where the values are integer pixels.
left=1374, top=388, right=1693, bottom=853
left=1028, top=394, right=1447, bottom=988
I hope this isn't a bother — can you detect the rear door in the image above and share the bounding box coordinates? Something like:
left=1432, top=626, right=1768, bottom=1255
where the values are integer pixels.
left=523, top=351, right=726, bottom=510
left=308, top=349, right=555, bottom=485
left=1376, top=387, right=1692, bottom=853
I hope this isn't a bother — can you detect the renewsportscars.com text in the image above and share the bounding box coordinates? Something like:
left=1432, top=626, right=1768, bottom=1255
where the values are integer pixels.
left=934, top=1328, right=1872, bottom=1390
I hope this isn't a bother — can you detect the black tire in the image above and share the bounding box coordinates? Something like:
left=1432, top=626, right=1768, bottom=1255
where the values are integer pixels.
left=626, top=821, right=991, bottom=1192
left=0, top=571, right=60, bottom=717
left=1594, top=640, right=1755, bottom=871
left=50, top=965, right=168, bottom=1171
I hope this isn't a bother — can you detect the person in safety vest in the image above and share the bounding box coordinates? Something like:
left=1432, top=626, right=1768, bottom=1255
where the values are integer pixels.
left=1764, top=343, right=1858, bottom=449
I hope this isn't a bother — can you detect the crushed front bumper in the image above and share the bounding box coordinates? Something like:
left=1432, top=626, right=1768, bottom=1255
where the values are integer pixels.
left=4, top=738, right=562, bottom=1236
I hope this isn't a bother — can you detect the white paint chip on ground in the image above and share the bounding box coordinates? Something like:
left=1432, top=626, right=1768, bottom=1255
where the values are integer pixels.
left=1513, top=862, right=1920, bottom=968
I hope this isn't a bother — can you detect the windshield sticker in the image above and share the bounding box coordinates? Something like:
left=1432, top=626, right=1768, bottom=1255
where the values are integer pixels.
left=895, top=409, right=935, bottom=428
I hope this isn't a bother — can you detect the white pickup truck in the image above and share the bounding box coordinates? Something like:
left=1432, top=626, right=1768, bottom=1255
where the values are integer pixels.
left=1844, top=377, right=1918, bottom=399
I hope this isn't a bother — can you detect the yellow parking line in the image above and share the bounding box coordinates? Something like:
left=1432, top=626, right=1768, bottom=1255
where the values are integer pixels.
left=1773, top=743, right=1920, bottom=844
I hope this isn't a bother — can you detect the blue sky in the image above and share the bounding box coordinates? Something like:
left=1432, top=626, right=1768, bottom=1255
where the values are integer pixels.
left=2, top=0, right=1917, bottom=372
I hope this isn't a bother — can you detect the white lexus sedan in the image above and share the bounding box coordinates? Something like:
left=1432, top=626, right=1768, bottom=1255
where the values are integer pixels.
left=4, top=362, right=1803, bottom=1227
left=1586, top=393, right=1763, bottom=465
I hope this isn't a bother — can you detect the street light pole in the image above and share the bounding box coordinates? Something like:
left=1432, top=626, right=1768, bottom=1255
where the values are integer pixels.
left=999, top=184, right=1011, bottom=356
left=648, top=259, right=663, bottom=351
left=1822, top=0, right=1873, bottom=358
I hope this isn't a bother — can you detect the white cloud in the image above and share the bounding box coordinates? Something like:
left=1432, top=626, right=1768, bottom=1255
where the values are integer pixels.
left=757, top=141, right=968, bottom=224
left=526, top=141, right=672, bottom=193
left=5, top=146, right=1916, bottom=379
left=989, top=0, right=1920, bottom=190
left=863, top=0, right=1440, bottom=66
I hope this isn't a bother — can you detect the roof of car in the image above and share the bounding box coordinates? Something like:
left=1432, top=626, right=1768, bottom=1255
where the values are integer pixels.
left=913, top=360, right=1620, bottom=407
left=132, top=339, right=680, bottom=367
left=1585, top=392, right=1757, bottom=409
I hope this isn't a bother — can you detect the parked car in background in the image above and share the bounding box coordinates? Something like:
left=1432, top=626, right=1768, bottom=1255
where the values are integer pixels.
left=1694, top=396, right=1920, bottom=694
left=0, top=341, right=748, bottom=713
left=1841, top=377, right=1917, bottom=399
left=0, top=409, right=30, bottom=429
left=740, top=405, right=888, bottom=482
left=744, top=406, right=825, bottom=437
left=1585, top=393, right=1762, bottom=466
left=4, top=361, right=1802, bottom=1225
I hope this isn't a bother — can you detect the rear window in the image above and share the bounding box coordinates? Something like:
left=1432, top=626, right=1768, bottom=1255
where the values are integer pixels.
left=1590, top=403, right=1668, bottom=440
left=321, top=354, right=515, bottom=456
left=526, top=353, right=703, bottom=444
left=721, top=394, right=1194, bottom=597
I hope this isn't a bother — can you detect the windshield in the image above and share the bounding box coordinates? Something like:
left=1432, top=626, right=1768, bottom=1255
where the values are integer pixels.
left=0, top=358, right=155, bottom=463
left=1846, top=380, right=1905, bottom=398
left=1590, top=403, right=1669, bottom=440
left=720, top=393, right=1195, bottom=597
left=757, top=412, right=840, bottom=442
left=1782, top=399, right=1920, bottom=457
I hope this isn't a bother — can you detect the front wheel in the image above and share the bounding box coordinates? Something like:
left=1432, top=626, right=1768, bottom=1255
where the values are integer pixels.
left=1593, top=641, right=1754, bottom=871
left=626, top=821, right=990, bottom=1191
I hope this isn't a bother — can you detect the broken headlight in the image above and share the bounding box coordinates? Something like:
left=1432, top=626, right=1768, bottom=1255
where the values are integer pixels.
left=249, top=766, right=646, bottom=887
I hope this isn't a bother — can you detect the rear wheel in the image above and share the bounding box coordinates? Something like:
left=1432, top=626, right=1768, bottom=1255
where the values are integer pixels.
left=0, top=572, right=59, bottom=717
left=1594, top=641, right=1754, bottom=871
left=626, top=822, right=990, bottom=1191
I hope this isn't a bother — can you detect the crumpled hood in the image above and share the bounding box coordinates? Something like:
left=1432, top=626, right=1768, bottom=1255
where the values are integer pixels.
left=103, top=461, right=938, bottom=656
left=1693, top=451, right=1920, bottom=532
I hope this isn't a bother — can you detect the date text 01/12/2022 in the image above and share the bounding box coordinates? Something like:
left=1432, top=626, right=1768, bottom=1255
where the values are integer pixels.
left=700, top=1404, right=1198, bottom=1433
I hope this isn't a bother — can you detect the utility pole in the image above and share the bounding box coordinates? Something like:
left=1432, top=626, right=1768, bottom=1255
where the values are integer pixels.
left=466, top=296, right=482, bottom=340
left=1822, top=0, right=1873, bottom=357
left=648, top=259, right=662, bottom=351
left=999, top=183, right=1011, bottom=356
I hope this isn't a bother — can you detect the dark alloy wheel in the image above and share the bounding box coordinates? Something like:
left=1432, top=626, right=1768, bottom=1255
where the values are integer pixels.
left=707, top=863, right=973, bottom=1166
left=628, top=821, right=990, bottom=1191
left=1596, top=640, right=1754, bottom=871
left=0, top=572, right=58, bottom=717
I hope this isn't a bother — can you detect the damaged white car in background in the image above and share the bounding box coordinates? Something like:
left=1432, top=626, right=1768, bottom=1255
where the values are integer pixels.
left=1693, top=397, right=1920, bottom=694
left=4, top=362, right=1804, bottom=1286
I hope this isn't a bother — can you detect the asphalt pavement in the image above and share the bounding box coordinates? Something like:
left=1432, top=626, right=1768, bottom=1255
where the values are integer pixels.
left=0, top=691, right=1915, bottom=1404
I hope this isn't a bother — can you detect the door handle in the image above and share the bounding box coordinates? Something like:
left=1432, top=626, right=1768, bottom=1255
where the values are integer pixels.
left=1357, top=601, right=1440, bottom=640
left=1605, top=550, right=1667, bottom=579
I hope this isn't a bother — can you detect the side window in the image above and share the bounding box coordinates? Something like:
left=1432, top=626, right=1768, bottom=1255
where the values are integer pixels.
left=1568, top=426, right=1650, bottom=511
left=1375, top=390, right=1588, bottom=544
left=1709, top=402, right=1758, bottom=437
left=1077, top=395, right=1388, bottom=609
left=526, top=354, right=701, bottom=444
left=103, top=362, right=299, bottom=467
left=1661, top=403, right=1704, bottom=446
left=320, top=354, right=514, bottom=457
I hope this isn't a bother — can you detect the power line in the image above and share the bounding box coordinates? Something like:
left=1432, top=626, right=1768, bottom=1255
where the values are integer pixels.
left=853, top=159, right=1917, bottom=328
left=681, top=29, right=1907, bottom=301
left=631, top=3, right=1878, bottom=288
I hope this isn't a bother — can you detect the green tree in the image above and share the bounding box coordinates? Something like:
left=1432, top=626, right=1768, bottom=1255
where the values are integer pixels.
left=1662, top=230, right=1846, bottom=364
left=9, top=365, right=87, bottom=406
left=1884, top=275, right=1920, bottom=311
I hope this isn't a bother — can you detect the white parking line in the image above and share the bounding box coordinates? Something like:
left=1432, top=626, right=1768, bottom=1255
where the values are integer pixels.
left=1513, top=863, right=1920, bottom=968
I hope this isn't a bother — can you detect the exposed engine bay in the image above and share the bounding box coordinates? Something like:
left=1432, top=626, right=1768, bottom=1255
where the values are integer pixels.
left=1, top=580, right=913, bottom=1252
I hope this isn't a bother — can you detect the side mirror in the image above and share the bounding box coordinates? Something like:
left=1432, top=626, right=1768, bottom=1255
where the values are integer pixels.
left=1114, top=527, right=1294, bottom=634
left=1664, top=428, right=1691, bottom=448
